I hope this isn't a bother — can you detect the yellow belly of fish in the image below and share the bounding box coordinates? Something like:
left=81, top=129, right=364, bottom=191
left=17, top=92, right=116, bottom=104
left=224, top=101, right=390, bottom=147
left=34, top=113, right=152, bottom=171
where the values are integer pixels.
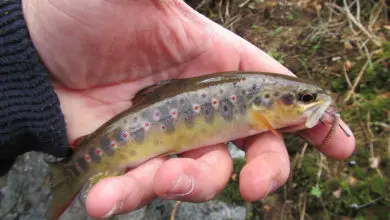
left=115, top=115, right=248, bottom=167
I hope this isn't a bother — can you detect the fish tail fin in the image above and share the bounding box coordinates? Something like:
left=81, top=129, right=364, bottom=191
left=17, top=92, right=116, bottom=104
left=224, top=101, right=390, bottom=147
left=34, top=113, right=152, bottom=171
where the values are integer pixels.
left=45, top=162, right=80, bottom=220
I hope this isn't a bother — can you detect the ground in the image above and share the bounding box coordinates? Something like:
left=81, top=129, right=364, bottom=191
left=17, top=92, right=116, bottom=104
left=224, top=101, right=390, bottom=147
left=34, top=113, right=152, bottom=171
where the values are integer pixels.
left=186, top=0, right=390, bottom=219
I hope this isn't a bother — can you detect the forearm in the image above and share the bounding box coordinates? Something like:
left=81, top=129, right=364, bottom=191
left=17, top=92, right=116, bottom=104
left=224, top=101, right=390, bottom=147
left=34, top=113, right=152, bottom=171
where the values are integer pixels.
left=0, top=0, right=69, bottom=175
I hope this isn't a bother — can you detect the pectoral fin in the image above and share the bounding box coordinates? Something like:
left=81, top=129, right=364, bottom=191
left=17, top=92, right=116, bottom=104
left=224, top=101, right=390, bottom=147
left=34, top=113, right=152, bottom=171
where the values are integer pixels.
left=250, top=110, right=281, bottom=137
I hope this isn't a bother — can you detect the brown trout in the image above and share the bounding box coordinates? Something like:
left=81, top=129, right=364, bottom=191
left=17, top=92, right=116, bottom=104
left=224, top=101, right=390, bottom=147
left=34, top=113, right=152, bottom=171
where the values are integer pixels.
left=46, top=72, right=333, bottom=219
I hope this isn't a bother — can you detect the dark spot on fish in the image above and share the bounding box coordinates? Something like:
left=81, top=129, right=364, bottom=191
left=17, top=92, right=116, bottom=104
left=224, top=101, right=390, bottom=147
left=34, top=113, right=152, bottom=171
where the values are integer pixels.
left=219, top=99, right=234, bottom=121
left=201, top=94, right=207, bottom=98
left=76, top=158, right=89, bottom=171
left=281, top=93, right=294, bottom=106
left=201, top=102, right=215, bottom=123
left=178, top=98, right=195, bottom=128
left=182, top=107, right=194, bottom=128
left=133, top=117, right=138, bottom=122
left=264, top=93, right=270, bottom=99
left=274, top=92, right=280, bottom=97
left=236, top=95, right=247, bottom=114
left=241, top=90, right=246, bottom=95
left=253, top=96, right=262, bottom=106
left=131, top=128, right=145, bottom=144
left=160, top=116, right=175, bottom=133
left=70, top=165, right=80, bottom=176
left=247, top=85, right=259, bottom=99
left=180, top=98, right=185, bottom=104
left=112, top=127, right=127, bottom=143
left=220, top=89, right=224, bottom=94
left=89, top=147, right=101, bottom=163
left=100, top=136, right=114, bottom=156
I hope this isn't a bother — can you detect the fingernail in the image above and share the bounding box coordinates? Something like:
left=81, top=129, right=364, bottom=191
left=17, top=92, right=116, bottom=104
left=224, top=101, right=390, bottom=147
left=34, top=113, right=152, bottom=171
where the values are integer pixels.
left=266, top=180, right=279, bottom=196
left=166, top=173, right=194, bottom=197
left=103, top=200, right=123, bottom=218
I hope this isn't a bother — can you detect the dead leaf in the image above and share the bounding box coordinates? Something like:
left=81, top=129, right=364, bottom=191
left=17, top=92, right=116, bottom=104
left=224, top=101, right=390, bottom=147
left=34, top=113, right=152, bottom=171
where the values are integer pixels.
left=264, top=204, right=272, bottom=213
left=369, top=157, right=380, bottom=169
left=344, top=60, right=352, bottom=71
left=332, top=188, right=342, bottom=199
left=348, top=176, right=358, bottom=186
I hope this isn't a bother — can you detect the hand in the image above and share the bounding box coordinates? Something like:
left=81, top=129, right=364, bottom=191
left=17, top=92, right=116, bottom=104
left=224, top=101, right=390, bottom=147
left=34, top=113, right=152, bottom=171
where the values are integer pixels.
left=23, top=0, right=355, bottom=218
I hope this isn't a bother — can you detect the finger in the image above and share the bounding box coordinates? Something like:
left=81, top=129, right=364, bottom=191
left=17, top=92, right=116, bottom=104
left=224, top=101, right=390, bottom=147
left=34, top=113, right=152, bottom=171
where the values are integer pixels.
left=154, top=144, right=233, bottom=202
left=85, top=157, right=166, bottom=218
left=239, top=132, right=290, bottom=202
left=299, top=119, right=355, bottom=159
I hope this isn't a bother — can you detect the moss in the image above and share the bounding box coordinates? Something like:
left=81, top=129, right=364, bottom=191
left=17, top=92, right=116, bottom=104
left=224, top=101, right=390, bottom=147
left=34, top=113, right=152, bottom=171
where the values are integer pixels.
left=215, top=158, right=246, bottom=205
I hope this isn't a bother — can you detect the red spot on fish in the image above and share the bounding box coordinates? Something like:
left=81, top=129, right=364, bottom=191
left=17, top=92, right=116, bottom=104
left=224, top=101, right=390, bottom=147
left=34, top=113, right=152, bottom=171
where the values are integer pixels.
left=144, top=122, right=149, bottom=127
left=161, top=125, right=166, bottom=130
left=70, top=136, right=85, bottom=150
left=111, top=141, right=117, bottom=148
left=85, top=154, right=91, bottom=162
left=172, top=111, right=177, bottom=115
left=213, top=100, right=218, bottom=105
left=194, top=105, right=200, bottom=110
left=95, top=148, right=102, bottom=155
left=122, top=132, right=129, bottom=138
left=75, top=163, right=81, bottom=169
left=231, top=96, right=236, bottom=101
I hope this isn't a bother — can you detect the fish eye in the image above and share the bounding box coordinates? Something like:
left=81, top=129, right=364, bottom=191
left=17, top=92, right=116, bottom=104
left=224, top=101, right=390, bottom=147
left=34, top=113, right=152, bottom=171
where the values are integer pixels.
left=298, top=92, right=317, bottom=103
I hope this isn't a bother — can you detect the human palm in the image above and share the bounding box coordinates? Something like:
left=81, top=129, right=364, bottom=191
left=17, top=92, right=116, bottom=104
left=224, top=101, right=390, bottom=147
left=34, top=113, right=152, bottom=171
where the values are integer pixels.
left=24, top=0, right=355, bottom=218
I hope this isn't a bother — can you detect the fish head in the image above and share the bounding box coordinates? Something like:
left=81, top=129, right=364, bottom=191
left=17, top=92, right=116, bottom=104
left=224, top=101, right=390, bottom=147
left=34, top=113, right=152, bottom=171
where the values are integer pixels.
left=248, top=82, right=332, bottom=130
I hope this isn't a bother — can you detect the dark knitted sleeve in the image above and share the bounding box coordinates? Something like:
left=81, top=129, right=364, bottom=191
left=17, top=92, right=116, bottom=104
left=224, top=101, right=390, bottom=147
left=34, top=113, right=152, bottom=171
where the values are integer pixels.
left=0, top=0, right=70, bottom=176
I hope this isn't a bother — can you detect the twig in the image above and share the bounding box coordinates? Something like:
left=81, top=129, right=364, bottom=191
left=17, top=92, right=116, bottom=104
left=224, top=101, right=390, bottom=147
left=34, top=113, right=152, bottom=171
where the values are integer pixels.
left=170, top=201, right=182, bottom=220
left=195, top=0, right=209, bottom=10
left=299, top=194, right=307, bottom=220
left=368, top=2, right=382, bottom=33
left=367, top=111, right=384, bottom=177
left=343, top=58, right=370, bottom=103
left=387, top=111, right=390, bottom=158
left=367, top=111, right=375, bottom=158
left=218, top=0, right=224, bottom=23
left=342, top=0, right=382, bottom=46
left=316, top=153, right=324, bottom=185
left=343, top=64, right=353, bottom=88
left=369, top=122, right=390, bottom=130
left=225, top=0, right=230, bottom=20
left=297, top=143, right=308, bottom=169
left=356, top=0, right=361, bottom=23
left=239, top=0, right=252, bottom=8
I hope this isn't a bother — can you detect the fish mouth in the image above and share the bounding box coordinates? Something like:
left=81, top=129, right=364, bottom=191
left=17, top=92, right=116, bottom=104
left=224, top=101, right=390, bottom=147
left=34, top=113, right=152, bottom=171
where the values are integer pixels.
left=304, top=95, right=333, bottom=128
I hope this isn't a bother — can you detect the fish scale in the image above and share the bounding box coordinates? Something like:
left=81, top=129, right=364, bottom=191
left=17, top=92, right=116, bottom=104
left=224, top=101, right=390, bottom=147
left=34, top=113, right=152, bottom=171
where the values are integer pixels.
left=45, top=72, right=333, bottom=220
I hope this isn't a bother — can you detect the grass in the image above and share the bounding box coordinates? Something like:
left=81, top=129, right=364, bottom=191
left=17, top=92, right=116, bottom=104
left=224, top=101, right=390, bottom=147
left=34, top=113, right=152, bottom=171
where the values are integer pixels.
left=186, top=0, right=390, bottom=219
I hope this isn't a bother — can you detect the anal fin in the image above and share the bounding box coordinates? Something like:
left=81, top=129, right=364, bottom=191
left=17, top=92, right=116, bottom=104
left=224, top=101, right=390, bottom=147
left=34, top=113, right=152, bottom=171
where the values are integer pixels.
left=78, top=170, right=125, bottom=206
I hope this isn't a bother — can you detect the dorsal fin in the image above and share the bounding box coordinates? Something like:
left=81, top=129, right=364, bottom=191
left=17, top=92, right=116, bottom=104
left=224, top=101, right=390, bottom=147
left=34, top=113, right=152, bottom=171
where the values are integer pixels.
left=131, top=79, right=181, bottom=105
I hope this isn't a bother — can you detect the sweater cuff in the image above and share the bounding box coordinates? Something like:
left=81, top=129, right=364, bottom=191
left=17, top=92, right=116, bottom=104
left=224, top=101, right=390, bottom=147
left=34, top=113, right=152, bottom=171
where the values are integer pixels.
left=0, top=0, right=69, bottom=171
